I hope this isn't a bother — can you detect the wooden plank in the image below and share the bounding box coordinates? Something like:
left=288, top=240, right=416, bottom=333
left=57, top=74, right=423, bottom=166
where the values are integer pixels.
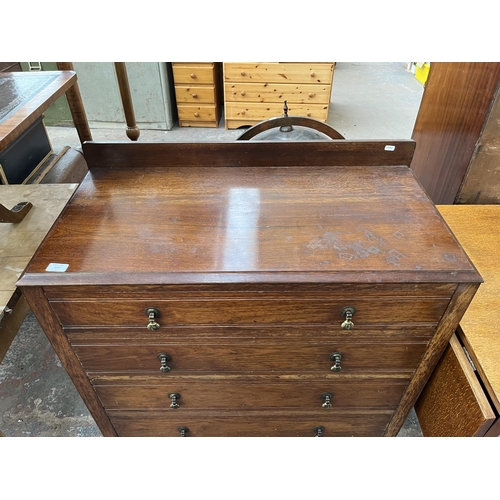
left=82, top=140, right=417, bottom=168
left=410, top=62, right=500, bottom=204
left=414, top=333, right=496, bottom=436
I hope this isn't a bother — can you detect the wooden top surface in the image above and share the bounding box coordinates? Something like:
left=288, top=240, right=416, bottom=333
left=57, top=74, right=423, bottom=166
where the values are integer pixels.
left=18, top=141, right=480, bottom=287
left=0, top=71, right=76, bottom=150
left=0, top=183, right=78, bottom=318
left=437, top=205, right=500, bottom=409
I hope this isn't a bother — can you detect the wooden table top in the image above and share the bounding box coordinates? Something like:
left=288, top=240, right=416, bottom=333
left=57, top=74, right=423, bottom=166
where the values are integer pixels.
left=20, top=141, right=480, bottom=287
left=0, top=71, right=76, bottom=150
left=0, top=183, right=77, bottom=319
left=437, top=205, right=500, bottom=412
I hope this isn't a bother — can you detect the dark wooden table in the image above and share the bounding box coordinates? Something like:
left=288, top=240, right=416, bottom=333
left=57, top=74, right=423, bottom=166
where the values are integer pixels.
left=0, top=70, right=90, bottom=184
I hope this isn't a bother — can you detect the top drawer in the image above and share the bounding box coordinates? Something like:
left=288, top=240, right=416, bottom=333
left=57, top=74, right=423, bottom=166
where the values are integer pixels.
left=49, top=295, right=450, bottom=328
left=223, top=63, right=334, bottom=84
left=172, top=63, right=215, bottom=85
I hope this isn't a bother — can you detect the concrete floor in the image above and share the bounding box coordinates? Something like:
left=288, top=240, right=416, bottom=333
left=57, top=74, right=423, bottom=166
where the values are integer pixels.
left=0, top=62, right=425, bottom=437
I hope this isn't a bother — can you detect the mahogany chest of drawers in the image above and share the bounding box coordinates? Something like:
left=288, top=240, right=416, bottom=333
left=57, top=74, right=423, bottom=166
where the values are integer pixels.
left=18, top=140, right=481, bottom=437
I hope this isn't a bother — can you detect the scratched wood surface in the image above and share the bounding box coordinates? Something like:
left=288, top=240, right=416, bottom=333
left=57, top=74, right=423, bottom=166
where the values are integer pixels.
left=20, top=141, right=479, bottom=286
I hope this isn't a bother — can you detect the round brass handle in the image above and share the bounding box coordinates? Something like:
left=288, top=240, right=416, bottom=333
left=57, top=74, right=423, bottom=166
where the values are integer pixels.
left=178, top=427, right=189, bottom=437
left=169, top=393, right=181, bottom=409
left=157, top=352, right=171, bottom=373
left=321, top=392, right=333, bottom=409
left=190, top=73, right=196, bottom=78
left=340, top=306, right=356, bottom=330
left=330, top=352, right=343, bottom=372
left=240, top=91, right=246, bottom=96
left=314, top=426, right=324, bottom=437
left=145, top=307, right=160, bottom=330
left=191, top=93, right=198, bottom=98
left=194, top=112, right=199, bottom=117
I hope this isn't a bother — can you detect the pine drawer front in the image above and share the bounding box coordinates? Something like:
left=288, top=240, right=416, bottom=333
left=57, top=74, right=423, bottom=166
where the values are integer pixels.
left=225, top=102, right=329, bottom=123
left=107, top=409, right=393, bottom=437
left=224, top=83, right=332, bottom=104
left=92, top=376, right=409, bottom=411
left=176, top=105, right=217, bottom=123
left=172, top=63, right=215, bottom=85
left=174, top=85, right=216, bottom=104
left=71, top=340, right=429, bottom=374
left=49, top=296, right=450, bottom=328
left=223, top=63, right=334, bottom=85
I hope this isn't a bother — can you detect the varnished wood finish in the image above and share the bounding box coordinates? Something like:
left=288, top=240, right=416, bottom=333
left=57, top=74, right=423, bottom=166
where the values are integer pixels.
left=92, top=376, right=409, bottom=410
left=0, top=293, right=29, bottom=363
left=385, top=282, right=480, bottom=436
left=113, top=63, right=140, bottom=141
left=107, top=409, right=393, bottom=437
left=237, top=116, right=345, bottom=140
left=0, top=71, right=77, bottom=150
left=415, top=334, right=495, bottom=436
left=21, top=287, right=117, bottom=436
left=457, top=87, right=500, bottom=203
left=17, top=141, right=482, bottom=436
left=55, top=63, right=93, bottom=144
left=72, top=340, right=429, bottom=374
left=416, top=205, right=500, bottom=436
left=410, top=62, right=500, bottom=204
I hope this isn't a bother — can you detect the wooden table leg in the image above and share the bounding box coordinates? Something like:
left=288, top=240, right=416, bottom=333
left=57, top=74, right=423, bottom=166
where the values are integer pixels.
left=56, top=62, right=93, bottom=144
left=114, top=62, right=140, bottom=141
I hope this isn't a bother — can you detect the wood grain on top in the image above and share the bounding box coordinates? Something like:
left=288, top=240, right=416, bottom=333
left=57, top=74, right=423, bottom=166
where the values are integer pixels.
left=19, top=141, right=480, bottom=286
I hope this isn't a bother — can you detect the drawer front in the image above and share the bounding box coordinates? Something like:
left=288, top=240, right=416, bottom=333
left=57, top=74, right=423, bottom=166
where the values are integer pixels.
left=174, top=85, right=215, bottom=104
left=177, top=105, right=217, bottom=122
left=72, top=341, right=429, bottom=373
left=172, top=63, right=215, bottom=84
left=51, top=297, right=450, bottom=327
left=93, top=376, right=409, bottom=410
left=224, top=82, right=331, bottom=103
left=223, top=63, right=334, bottom=85
left=107, top=409, right=392, bottom=436
left=225, top=102, right=329, bottom=122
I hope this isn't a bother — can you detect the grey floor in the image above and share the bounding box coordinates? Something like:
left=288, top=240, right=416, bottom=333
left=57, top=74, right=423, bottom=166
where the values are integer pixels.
left=0, top=62, right=425, bottom=437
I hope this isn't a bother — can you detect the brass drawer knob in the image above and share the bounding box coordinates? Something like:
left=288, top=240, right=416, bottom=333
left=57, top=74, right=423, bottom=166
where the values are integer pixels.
left=178, top=427, right=189, bottom=437
left=157, top=352, right=171, bottom=373
left=145, top=307, right=161, bottom=330
left=314, top=426, right=324, bottom=437
left=169, top=393, right=181, bottom=409
left=330, top=352, right=343, bottom=372
left=340, top=306, right=356, bottom=330
left=321, top=392, right=333, bottom=409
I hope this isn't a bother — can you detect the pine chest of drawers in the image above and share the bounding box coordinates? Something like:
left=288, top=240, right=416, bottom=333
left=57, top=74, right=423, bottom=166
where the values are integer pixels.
left=171, top=63, right=222, bottom=128
left=223, top=62, right=334, bottom=129
left=18, top=140, right=481, bottom=437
